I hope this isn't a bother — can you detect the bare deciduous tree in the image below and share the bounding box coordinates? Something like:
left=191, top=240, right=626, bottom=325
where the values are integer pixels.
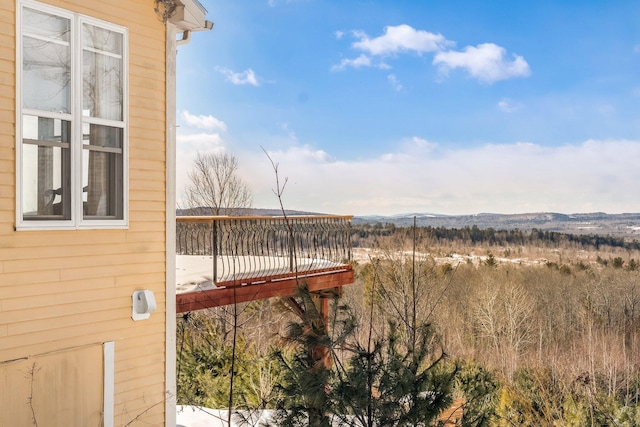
left=183, top=151, right=252, bottom=215
left=474, top=278, right=534, bottom=379
left=179, top=151, right=253, bottom=424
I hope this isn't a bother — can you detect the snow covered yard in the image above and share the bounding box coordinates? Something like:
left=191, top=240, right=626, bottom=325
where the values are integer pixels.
left=177, top=406, right=274, bottom=427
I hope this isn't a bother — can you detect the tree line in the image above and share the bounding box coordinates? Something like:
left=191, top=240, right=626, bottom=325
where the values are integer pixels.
left=351, top=223, right=640, bottom=252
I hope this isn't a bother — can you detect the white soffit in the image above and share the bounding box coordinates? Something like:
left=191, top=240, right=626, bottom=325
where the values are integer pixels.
left=170, top=0, right=209, bottom=31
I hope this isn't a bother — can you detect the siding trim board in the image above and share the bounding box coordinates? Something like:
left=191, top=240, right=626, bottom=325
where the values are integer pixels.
left=165, top=21, right=178, bottom=427
left=104, top=341, right=115, bottom=427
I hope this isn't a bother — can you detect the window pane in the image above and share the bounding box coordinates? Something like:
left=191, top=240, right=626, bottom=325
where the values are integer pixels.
left=23, top=7, right=71, bottom=42
left=83, top=125, right=123, bottom=219
left=22, top=116, right=71, bottom=220
left=82, top=24, right=122, bottom=55
left=22, top=9, right=71, bottom=113
left=83, top=24, right=123, bottom=121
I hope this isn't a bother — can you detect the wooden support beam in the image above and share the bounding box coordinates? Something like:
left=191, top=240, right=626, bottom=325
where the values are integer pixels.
left=176, top=268, right=354, bottom=313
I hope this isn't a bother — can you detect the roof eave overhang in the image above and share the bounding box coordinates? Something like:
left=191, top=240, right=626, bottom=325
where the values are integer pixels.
left=169, top=0, right=211, bottom=31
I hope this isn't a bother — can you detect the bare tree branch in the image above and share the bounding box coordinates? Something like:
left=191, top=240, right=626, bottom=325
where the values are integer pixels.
left=183, top=151, right=252, bottom=215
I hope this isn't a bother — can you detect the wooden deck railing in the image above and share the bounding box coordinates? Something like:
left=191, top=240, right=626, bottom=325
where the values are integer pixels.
left=176, top=215, right=352, bottom=287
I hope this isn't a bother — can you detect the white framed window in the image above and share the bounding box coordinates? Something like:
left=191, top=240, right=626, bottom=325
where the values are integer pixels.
left=17, top=0, right=128, bottom=229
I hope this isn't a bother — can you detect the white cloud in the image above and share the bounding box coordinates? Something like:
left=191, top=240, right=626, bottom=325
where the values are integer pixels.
left=182, top=111, right=227, bottom=131
left=331, top=54, right=392, bottom=72
left=176, top=112, right=228, bottom=191
left=177, top=132, right=225, bottom=152
left=498, top=98, right=524, bottom=113
left=335, top=30, right=344, bottom=40
left=237, top=139, right=640, bottom=216
left=176, top=132, right=227, bottom=200
left=337, top=25, right=529, bottom=85
left=331, top=54, right=373, bottom=72
left=412, top=136, right=436, bottom=150
left=265, top=145, right=335, bottom=164
left=388, top=74, right=403, bottom=91
left=352, top=24, right=451, bottom=56
left=214, top=66, right=260, bottom=86
left=433, top=43, right=531, bottom=83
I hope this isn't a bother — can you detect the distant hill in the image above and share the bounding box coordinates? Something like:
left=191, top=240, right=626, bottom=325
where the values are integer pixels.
left=177, top=208, right=640, bottom=238
left=176, top=207, right=327, bottom=217
left=353, top=212, right=640, bottom=238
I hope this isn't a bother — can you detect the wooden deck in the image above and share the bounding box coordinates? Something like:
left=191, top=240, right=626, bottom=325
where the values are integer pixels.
left=176, top=261, right=353, bottom=312
left=175, top=216, right=354, bottom=313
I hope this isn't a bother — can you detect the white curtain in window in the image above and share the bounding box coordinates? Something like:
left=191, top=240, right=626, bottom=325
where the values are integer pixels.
left=82, top=23, right=124, bottom=219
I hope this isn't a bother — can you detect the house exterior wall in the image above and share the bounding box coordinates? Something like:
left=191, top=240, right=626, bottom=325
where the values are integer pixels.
left=0, top=0, right=170, bottom=425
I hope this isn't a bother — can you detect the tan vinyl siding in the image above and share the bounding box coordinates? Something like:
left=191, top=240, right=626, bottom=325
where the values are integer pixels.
left=0, top=0, right=170, bottom=425
left=0, top=0, right=14, bottom=239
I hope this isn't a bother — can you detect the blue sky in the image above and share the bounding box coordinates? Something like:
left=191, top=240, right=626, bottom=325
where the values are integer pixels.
left=175, top=0, right=640, bottom=216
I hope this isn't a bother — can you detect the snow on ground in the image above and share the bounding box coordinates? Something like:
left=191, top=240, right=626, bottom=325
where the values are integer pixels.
left=176, top=406, right=362, bottom=426
left=176, top=256, right=217, bottom=293
left=177, top=406, right=274, bottom=427
left=176, top=255, right=345, bottom=294
left=352, top=247, right=548, bottom=267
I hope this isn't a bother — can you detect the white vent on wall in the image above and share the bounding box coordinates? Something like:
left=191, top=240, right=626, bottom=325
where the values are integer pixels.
left=132, top=290, right=157, bottom=321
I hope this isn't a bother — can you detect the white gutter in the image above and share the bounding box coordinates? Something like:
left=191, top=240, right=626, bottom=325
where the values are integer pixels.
left=176, top=19, right=214, bottom=46
left=169, top=0, right=213, bottom=34
left=176, top=30, right=191, bottom=46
